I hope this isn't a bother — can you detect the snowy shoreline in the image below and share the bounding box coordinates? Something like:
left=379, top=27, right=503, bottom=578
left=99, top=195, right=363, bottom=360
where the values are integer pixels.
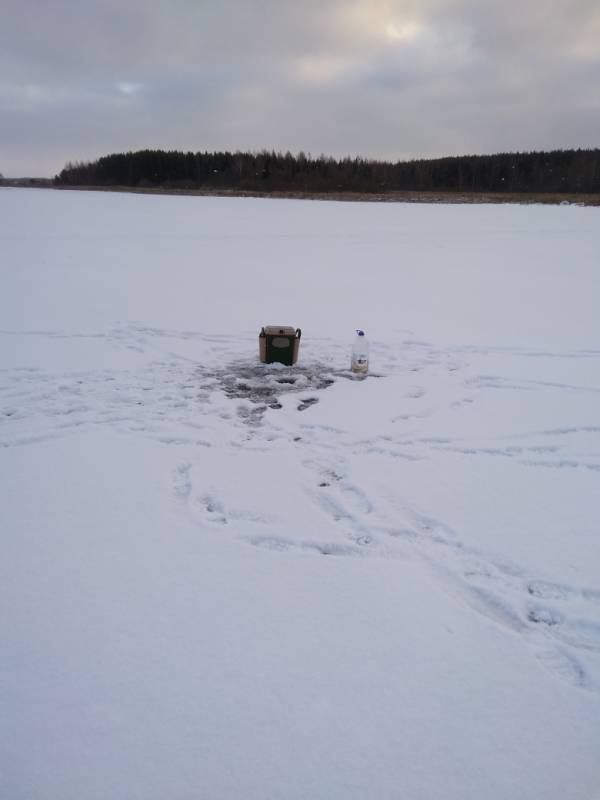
left=5, top=182, right=600, bottom=206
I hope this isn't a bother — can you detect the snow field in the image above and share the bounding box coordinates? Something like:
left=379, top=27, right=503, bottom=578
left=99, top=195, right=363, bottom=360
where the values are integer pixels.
left=1, top=188, right=600, bottom=799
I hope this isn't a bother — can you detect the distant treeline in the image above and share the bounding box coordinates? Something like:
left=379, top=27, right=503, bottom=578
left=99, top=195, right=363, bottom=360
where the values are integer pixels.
left=56, top=148, right=600, bottom=194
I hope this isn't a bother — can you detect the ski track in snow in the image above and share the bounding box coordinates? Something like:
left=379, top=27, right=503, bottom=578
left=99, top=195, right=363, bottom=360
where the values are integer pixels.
left=2, top=323, right=600, bottom=692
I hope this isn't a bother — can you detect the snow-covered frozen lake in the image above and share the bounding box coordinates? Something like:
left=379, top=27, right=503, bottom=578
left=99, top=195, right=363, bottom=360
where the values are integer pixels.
left=1, top=187, right=599, bottom=799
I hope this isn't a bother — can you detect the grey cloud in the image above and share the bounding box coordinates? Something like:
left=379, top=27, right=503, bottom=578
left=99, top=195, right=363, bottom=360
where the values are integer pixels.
left=1, top=0, right=598, bottom=176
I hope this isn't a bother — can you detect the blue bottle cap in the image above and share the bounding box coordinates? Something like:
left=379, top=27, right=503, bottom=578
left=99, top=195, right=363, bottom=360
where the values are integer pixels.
left=356, top=329, right=365, bottom=336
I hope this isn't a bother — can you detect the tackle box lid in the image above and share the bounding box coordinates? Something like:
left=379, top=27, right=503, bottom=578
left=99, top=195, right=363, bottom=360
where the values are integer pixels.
left=262, top=325, right=297, bottom=336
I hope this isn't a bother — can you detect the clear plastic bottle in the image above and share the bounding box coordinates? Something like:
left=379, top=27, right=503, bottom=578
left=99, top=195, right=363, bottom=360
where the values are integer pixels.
left=351, top=329, right=369, bottom=374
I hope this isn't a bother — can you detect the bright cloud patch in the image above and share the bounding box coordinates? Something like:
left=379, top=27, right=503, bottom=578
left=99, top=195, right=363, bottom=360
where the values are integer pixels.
left=116, top=81, right=143, bottom=96
left=385, top=20, right=422, bottom=42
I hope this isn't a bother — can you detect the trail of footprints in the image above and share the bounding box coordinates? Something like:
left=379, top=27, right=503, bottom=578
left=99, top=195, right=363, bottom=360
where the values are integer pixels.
left=3, top=328, right=600, bottom=690
left=172, top=452, right=600, bottom=692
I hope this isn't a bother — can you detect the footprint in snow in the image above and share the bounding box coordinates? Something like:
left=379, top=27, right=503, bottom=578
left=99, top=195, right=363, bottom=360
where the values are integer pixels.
left=298, top=397, right=319, bottom=411
left=172, top=462, right=192, bottom=501
left=247, top=535, right=364, bottom=558
left=405, top=386, right=426, bottom=399
left=535, top=646, right=591, bottom=690
left=197, top=493, right=228, bottom=525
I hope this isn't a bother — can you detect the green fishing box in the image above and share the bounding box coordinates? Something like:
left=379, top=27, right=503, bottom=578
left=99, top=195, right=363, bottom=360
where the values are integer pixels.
left=259, top=326, right=301, bottom=366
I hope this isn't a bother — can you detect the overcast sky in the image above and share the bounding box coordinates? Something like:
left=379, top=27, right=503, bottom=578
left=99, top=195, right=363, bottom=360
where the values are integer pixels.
left=2, top=0, right=599, bottom=176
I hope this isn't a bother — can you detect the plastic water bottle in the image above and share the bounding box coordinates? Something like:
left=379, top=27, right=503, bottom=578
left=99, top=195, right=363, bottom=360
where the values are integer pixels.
left=351, top=330, right=369, bottom=374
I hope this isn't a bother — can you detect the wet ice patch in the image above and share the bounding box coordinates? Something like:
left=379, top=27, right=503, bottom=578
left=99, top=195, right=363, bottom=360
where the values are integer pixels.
left=197, top=359, right=383, bottom=411
left=201, top=360, right=337, bottom=407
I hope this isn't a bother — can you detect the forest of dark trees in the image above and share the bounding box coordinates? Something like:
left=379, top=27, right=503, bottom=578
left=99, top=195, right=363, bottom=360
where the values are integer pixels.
left=56, top=147, right=600, bottom=194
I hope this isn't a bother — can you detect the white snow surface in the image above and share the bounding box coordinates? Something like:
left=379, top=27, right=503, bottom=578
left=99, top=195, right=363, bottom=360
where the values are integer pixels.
left=1, top=188, right=600, bottom=799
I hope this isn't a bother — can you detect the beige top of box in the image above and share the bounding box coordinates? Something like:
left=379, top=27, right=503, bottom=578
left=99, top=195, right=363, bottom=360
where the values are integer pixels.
left=263, top=326, right=296, bottom=336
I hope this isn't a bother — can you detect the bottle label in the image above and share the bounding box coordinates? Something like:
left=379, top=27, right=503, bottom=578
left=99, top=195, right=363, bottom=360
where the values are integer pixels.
left=351, top=356, right=368, bottom=373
